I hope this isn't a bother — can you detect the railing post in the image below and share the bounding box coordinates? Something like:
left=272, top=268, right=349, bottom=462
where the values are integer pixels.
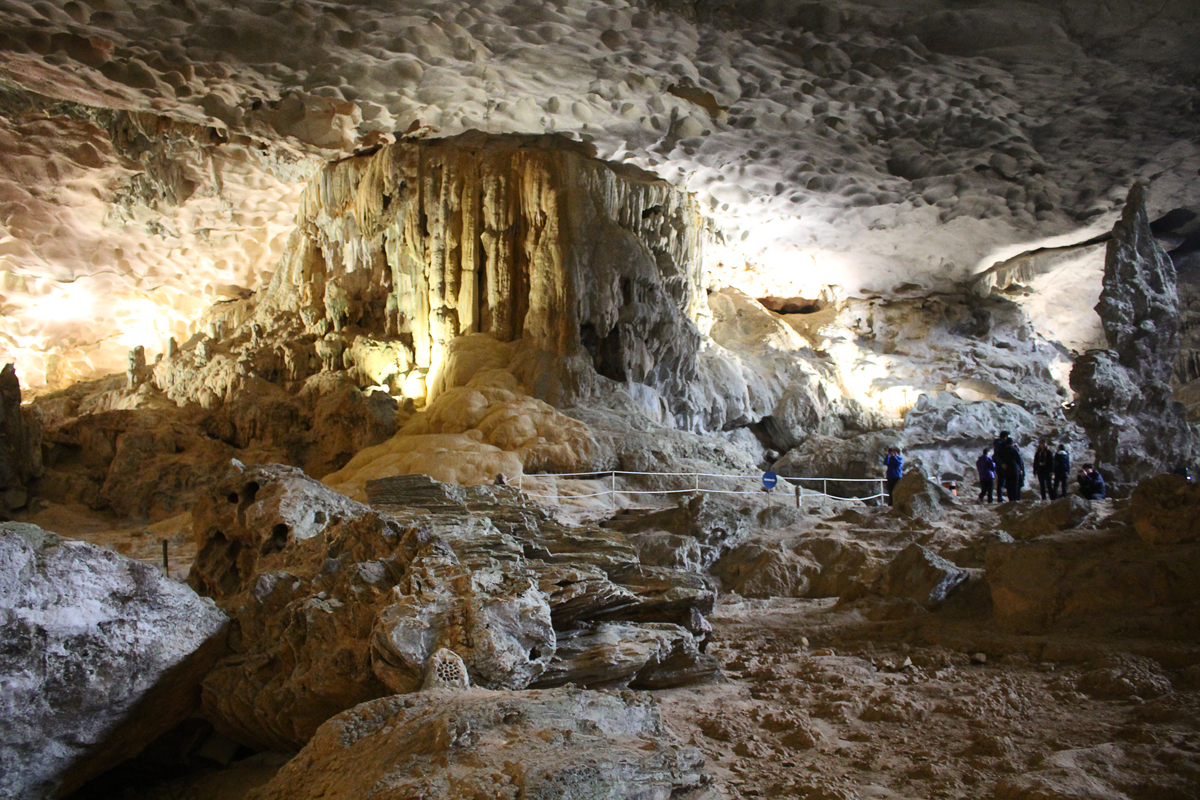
left=823, top=478, right=827, bottom=497
left=610, top=472, right=616, bottom=512
left=795, top=483, right=801, bottom=508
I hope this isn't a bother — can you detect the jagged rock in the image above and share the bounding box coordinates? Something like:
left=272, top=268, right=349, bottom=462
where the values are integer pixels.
left=985, top=527, right=1200, bottom=636
left=1001, top=494, right=1092, bottom=540
left=245, top=688, right=717, bottom=800
left=773, top=431, right=902, bottom=500
left=1132, top=473, right=1200, bottom=544
left=0, top=522, right=228, bottom=800
left=0, top=364, right=42, bottom=516
left=892, top=471, right=957, bottom=522
left=994, top=743, right=1196, bottom=800
left=191, top=466, right=715, bottom=751
left=713, top=533, right=881, bottom=599
left=532, top=622, right=719, bottom=689
left=1069, top=184, right=1198, bottom=487
left=876, top=543, right=970, bottom=607
left=614, top=493, right=750, bottom=572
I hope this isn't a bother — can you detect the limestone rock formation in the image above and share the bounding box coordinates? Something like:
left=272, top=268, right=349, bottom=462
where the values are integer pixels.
left=1070, top=184, right=1198, bottom=487
left=1131, top=473, right=1200, bottom=544
left=891, top=471, right=957, bottom=523
left=612, top=492, right=750, bottom=572
left=985, top=526, right=1200, bottom=636
left=0, top=522, right=228, bottom=800
left=0, top=364, right=41, bottom=516
left=1000, top=493, right=1092, bottom=540
left=875, top=543, right=969, bottom=608
left=189, top=466, right=716, bottom=751
left=245, top=688, right=717, bottom=800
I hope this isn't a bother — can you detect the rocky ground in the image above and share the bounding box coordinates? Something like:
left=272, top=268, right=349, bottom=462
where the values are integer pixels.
left=34, top=476, right=1200, bottom=800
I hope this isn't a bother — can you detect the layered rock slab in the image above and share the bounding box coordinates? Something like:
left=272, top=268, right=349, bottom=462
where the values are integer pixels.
left=190, top=466, right=716, bottom=751
left=245, top=687, right=716, bottom=800
left=0, top=522, right=227, bottom=800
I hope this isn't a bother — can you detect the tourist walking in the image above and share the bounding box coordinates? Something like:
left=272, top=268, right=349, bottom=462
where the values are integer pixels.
left=976, top=449, right=995, bottom=503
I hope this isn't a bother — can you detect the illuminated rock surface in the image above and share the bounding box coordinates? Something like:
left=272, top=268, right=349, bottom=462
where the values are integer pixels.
left=0, top=522, right=227, bottom=800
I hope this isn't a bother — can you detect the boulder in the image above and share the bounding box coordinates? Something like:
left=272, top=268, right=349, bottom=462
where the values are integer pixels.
left=712, top=533, right=882, bottom=599
left=0, top=523, right=228, bottom=800
left=985, top=527, right=1200, bottom=636
left=1132, top=473, right=1200, bottom=544
left=773, top=431, right=902, bottom=500
left=1001, top=493, right=1091, bottom=539
left=244, top=688, right=717, bottom=800
left=891, top=471, right=957, bottom=522
left=876, top=543, right=970, bottom=607
left=613, top=493, right=750, bottom=571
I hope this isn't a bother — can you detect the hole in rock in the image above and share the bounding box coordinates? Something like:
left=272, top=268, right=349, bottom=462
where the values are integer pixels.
left=226, top=492, right=239, bottom=504
left=313, top=510, right=327, bottom=524
left=759, top=295, right=828, bottom=315
left=241, top=482, right=259, bottom=505
left=261, top=523, right=289, bottom=555
left=642, top=204, right=663, bottom=219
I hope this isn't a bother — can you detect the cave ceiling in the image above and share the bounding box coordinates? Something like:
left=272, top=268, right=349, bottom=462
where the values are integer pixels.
left=0, top=0, right=1198, bottom=390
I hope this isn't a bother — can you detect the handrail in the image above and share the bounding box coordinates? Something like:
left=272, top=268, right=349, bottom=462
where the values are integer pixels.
left=514, top=470, right=887, bottom=508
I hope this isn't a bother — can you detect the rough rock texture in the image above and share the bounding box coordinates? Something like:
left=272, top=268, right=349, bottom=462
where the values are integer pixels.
left=1000, top=493, right=1092, bottom=540
left=189, top=465, right=716, bottom=751
left=985, top=526, right=1200, bottom=636
left=891, top=471, right=957, bottom=523
left=1070, top=184, right=1197, bottom=487
left=0, top=364, right=41, bottom=516
left=245, top=688, right=717, bottom=800
left=1131, top=473, right=1200, bottom=544
left=0, top=522, right=228, bottom=800
left=160, top=132, right=705, bottom=426
left=611, top=493, right=750, bottom=572
left=875, top=543, right=970, bottom=608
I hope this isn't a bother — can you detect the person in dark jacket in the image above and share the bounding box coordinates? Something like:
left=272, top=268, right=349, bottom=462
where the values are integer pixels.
left=1078, top=464, right=1106, bottom=499
left=1032, top=441, right=1053, bottom=500
left=992, top=431, right=1011, bottom=502
left=883, top=446, right=903, bottom=505
left=976, top=449, right=995, bottom=503
left=1052, top=445, right=1070, bottom=499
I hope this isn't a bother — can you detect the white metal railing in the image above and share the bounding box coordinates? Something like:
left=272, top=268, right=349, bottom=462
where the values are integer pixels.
left=514, top=470, right=887, bottom=509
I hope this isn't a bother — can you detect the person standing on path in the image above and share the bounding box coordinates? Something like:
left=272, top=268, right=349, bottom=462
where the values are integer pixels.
left=976, top=448, right=995, bottom=503
left=1052, top=445, right=1070, bottom=499
left=993, top=431, right=1011, bottom=502
left=1033, top=441, right=1053, bottom=500
left=883, top=446, right=903, bottom=506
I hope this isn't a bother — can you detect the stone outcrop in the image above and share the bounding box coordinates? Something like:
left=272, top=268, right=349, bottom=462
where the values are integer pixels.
left=985, top=526, right=1200, bottom=636
left=0, top=522, right=228, bottom=800
left=1131, top=473, right=1200, bottom=544
left=891, top=471, right=957, bottom=523
left=1069, top=183, right=1197, bottom=487
left=875, top=543, right=970, bottom=608
left=244, top=688, right=717, bottom=800
left=611, top=493, right=751, bottom=572
left=0, top=364, right=42, bottom=516
left=189, top=466, right=716, bottom=751
left=1000, top=493, right=1092, bottom=540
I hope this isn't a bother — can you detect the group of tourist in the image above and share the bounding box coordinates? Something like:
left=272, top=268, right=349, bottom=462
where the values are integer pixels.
left=881, top=432, right=1110, bottom=506
left=974, top=433, right=1104, bottom=502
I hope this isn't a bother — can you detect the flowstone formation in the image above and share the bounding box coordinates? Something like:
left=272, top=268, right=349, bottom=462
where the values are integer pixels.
left=158, top=131, right=706, bottom=424
left=189, top=464, right=718, bottom=751
left=1070, top=184, right=1198, bottom=487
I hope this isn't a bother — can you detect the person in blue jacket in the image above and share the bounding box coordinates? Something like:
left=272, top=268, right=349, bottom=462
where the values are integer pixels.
left=1078, top=464, right=1106, bottom=499
left=883, top=446, right=903, bottom=506
left=976, top=448, right=996, bottom=503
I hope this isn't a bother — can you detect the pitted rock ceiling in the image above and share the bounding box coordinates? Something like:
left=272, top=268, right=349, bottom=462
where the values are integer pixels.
left=1, top=0, right=1199, bottom=390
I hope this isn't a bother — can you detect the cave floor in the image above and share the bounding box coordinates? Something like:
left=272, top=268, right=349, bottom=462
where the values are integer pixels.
left=659, top=596, right=1200, bottom=799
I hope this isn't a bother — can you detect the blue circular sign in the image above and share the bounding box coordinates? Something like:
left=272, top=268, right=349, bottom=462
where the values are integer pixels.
left=762, top=471, right=778, bottom=489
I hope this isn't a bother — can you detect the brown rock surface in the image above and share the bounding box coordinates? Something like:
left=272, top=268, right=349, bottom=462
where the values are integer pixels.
left=1132, top=473, right=1200, bottom=544
left=245, top=688, right=717, bottom=800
